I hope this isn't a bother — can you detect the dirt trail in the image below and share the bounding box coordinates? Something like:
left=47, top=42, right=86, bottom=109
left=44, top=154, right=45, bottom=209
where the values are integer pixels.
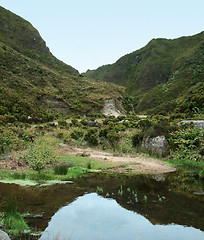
left=61, top=145, right=176, bottom=174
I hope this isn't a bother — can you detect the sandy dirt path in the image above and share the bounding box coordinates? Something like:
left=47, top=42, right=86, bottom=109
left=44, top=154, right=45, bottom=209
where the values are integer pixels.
left=60, top=145, right=176, bottom=174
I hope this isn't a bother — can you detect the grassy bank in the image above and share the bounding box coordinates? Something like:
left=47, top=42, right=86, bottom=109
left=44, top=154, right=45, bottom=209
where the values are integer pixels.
left=0, top=115, right=203, bottom=182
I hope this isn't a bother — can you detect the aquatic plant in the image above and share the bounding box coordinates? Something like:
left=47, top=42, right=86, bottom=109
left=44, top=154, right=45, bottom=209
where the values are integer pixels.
left=1, top=197, right=29, bottom=236
left=144, top=195, right=148, bottom=202
left=118, top=185, right=123, bottom=196
left=96, top=186, right=103, bottom=193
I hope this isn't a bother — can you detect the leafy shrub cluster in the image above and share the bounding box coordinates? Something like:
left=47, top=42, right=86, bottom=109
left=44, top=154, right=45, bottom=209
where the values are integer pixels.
left=168, top=123, right=203, bottom=178
left=20, top=136, right=58, bottom=172
left=0, top=125, right=35, bottom=154
left=169, top=124, right=203, bottom=161
left=54, top=165, right=68, bottom=175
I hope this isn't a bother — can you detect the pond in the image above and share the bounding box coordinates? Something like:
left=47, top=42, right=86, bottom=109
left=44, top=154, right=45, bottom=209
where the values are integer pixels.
left=40, top=193, right=204, bottom=240
left=0, top=173, right=204, bottom=240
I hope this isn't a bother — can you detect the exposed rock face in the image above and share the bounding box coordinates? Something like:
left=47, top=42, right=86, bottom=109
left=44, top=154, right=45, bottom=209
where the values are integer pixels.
left=0, top=230, right=11, bottom=240
left=180, top=120, right=204, bottom=130
left=142, top=136, right=168, bottom=156
left=102, top=99, right=125, bottom=117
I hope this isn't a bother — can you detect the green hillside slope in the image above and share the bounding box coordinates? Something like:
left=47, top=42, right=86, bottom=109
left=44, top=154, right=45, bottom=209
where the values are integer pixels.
left=0, top=6, right=124, bottom=123
left=85, top=32, right=204, bottom=116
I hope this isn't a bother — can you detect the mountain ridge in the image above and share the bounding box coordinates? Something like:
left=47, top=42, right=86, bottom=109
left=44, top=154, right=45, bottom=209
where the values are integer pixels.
left=84, top=31, right=204, bottom=116
left=0, top=6, right=124, bottom=123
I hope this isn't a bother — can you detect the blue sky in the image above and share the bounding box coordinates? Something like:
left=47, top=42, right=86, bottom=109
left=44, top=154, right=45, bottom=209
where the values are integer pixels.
left=0, top=0, right=204, bottom=72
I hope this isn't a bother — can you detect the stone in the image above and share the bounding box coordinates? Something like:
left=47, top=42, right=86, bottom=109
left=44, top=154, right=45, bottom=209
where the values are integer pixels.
left=142, top=135, right=168, bottom=156
left=87, top=120, right=96, bottom=127
left=180, top=120, right=204, bottom=130
left=0, top=230, right=11, bottom=240
left=58, top=143, right=68, bottom=148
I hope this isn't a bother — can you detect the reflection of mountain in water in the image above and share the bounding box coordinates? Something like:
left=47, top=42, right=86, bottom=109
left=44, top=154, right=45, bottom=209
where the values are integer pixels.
left=0, top=174, right=203, bottom=233
left=40, top=193, right=204, bottom=240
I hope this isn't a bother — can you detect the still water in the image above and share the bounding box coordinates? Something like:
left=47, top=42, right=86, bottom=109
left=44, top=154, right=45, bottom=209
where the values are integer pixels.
left=40, top=193, right=204, bottom=240
left=0, top=173, right=203, bottom=240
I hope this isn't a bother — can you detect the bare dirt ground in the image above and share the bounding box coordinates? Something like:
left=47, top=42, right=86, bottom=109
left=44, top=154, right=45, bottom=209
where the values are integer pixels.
left=0, top=146, right=176, bottom=175
left=0, top=155, right=29, bottom=172
left=60, top=145, right=176, bottom=174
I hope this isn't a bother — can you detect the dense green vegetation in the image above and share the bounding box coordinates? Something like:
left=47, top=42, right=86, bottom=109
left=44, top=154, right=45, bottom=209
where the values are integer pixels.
left=0, top=115, right=203, bottom=180
left=0, top=6, right=124, bottom=123
left=85, top=32, right=204, bottom=116
left=0, top=198, right=29, bottom=237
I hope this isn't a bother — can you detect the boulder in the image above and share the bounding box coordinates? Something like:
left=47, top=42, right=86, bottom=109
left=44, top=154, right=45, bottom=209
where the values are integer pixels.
left=0, top=230, right=11, bottom=240
left=180, top=120, right=204, bottom=130
left=58, top=143, right=68, bottom=148
left=142, top=135, right=168, bottom=156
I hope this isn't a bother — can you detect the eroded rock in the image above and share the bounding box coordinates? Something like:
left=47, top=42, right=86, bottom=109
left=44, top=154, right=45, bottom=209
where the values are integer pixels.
left=180, top=120, right=204, bottom=129
left=142, top=135, right=168, bottom=156
left=0, top=230, right=11, bottom=240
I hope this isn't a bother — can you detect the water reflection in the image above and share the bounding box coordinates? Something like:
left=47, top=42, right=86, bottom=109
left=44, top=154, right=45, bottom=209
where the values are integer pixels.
left=40, top=193, right=204, bottom=240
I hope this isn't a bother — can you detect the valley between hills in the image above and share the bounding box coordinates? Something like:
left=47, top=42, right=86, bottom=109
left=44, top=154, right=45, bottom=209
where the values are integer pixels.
left=0, top=5, right=203, bottom=239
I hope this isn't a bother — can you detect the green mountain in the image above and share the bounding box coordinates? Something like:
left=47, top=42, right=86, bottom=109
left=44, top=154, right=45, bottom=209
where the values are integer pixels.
left=0, top=6, right=124, bottom=123
left=85, top=32, right=204, bottom=116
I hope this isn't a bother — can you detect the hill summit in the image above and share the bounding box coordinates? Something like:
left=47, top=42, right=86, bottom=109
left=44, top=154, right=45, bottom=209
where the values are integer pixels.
left=0, top=6, right=124, bottom=123
left=85, top=32, right=204, bottom=116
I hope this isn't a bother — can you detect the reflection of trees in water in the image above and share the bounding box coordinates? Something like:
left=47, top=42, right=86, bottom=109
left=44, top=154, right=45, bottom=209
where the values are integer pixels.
left=0, top=174, right=203, bottom=232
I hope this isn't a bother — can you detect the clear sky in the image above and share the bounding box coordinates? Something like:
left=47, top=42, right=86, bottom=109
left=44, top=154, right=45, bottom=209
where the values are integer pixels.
left=0, top=0, right=204, bottom=73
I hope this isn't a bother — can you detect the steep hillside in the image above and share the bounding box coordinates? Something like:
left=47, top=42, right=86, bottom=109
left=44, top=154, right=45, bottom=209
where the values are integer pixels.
left=0, top=6, right=78, bottom=76
left=85, top=32, right=204, bottom=116
left=0, top=6, right=124, bottom=123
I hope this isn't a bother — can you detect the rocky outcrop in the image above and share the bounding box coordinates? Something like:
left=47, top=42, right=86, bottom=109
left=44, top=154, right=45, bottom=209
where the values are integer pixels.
left=0, top=230, right=11, bottom=240
left=102, top=99, right=125, bottom=117
left=142, top=136, right=168, bottom=156
left=180, top=120, right=204, bottom=129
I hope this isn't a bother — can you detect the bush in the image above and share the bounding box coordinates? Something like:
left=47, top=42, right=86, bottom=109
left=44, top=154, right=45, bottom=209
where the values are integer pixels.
left=132, top=131, right=144, bottom=147
left=70, top=129, right=84, bottom=140
left=199, top=169, right=204, bottom=179
left=54, top=165, right=68, bottom=175
left=107, top=130, right=120, bottom=145
left=20, top=137, right=58, bottom=172
left=84, top=127, right=99, bottom=145
left=58, top=120, right=68, bottom=127
left=138, top=118, right=152, bottom=130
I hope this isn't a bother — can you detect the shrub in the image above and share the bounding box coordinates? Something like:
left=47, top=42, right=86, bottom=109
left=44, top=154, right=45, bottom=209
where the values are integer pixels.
left=84, top=127, right=99, bottom=145
left=71, top=119, right=81, bottom=127
left=138, top=118, right=152, bottom=130
left=70, top=129, right=84, bottom=140
left=132, top=131, right=144, bottom=147
left=107, top=130, right=120, bottom=145
left=58, top=120, right=68, bottom=127
left=199, top=169, right=204, bottom=179
left=20, top=137, right=58, bottom=172
left=54, top=165, right=68, bottom=175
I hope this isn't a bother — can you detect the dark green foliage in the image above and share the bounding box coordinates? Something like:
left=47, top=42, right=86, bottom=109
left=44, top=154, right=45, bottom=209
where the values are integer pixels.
left=106, top=130, right=120, bottom=145
left=10, top=173, right=26, bottom=180
left=138, top=118, right=152, bottom=130
left=168, top=124, right=204, bottom=178
left=145, top=115, right=169, bottom=137
left=58, top=120, right=68, bottom=127
left=84, top=127, right=99, bottom=145
left=132, top=131, right=144, bottom=147
left=70, top=129, right=84, bottom=140
left=0, top=6, right=124, bottom=123
left=54, top=165, right=68, bottom=175
left=85, top=31, right=204, bottom=116
left=1, top=197, right=29, bottom=235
